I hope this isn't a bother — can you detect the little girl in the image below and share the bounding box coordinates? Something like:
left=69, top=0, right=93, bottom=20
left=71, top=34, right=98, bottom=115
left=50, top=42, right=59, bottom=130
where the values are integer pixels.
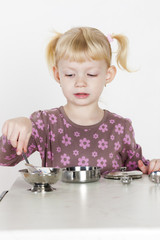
left=0, top=27, right=160, bottom=174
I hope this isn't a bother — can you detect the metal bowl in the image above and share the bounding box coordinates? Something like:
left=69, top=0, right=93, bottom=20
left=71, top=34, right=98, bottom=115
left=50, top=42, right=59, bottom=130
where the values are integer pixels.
left=19, top=168, right=62, bottom=192
left=61, top=166, right=101, bottom=183
left=149, top=171, right=160, bottom=183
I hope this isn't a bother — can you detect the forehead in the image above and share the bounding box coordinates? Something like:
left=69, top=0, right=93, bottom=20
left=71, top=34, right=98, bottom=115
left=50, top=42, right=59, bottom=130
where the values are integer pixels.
left=58, top=59, right=107, bottom=70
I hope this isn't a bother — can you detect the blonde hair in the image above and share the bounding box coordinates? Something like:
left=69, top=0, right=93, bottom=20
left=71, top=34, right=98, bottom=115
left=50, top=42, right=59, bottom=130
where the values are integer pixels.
left=46, top=27, right=130, bottom=72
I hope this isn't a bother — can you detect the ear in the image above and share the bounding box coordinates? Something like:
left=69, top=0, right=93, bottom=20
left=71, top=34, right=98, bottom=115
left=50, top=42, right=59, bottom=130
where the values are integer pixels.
left=105, top=65, right=117, bottom=85
left=53, top=66, right=60, bottom=84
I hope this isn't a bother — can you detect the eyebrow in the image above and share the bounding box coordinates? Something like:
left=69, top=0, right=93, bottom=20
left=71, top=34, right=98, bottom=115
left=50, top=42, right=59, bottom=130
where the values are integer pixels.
left=62, top=66, right=99, bottom=71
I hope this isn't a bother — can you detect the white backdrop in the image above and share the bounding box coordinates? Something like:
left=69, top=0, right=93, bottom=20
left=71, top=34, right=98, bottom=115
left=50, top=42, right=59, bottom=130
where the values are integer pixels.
left=0, top=0, right=160, bottom=192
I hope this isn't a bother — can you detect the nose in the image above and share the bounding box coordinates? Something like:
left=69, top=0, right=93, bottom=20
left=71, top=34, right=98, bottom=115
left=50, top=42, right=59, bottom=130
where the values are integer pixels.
left=74, top=76, right=87, bottom=87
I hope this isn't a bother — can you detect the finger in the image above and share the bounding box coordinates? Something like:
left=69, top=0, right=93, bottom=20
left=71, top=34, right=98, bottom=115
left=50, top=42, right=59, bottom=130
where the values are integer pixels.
left=138, top=160, right=148, bottom=174
left=148, top=160, right=156, bottom=175
left=16, top=130, right=26, bottom=155
left=5, top=123, right=15, bottom=141
left=10, top=137, right=18, bottom=149
left=148, top=160, right=160, bottom=175
left=9, top=129, right=20, bottom=148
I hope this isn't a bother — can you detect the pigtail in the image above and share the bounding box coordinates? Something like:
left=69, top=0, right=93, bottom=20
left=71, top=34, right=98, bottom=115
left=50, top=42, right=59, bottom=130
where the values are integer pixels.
left=45, top=32, right=62, bottom=71
left=112, top=34, right=131, bottom=72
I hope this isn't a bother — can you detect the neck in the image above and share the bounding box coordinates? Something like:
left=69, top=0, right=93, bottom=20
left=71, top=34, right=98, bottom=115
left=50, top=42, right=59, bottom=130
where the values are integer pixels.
left=63, top=103, right=104, bottom=126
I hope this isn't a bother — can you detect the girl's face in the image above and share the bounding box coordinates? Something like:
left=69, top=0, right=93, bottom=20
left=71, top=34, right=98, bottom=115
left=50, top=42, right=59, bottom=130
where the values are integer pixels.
left=53, top=58, right=116, bottom=108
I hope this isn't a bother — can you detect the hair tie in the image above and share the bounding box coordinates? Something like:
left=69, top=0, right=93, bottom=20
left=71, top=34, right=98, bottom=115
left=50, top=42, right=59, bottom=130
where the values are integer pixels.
left=106, top=34, right=113, bottom=43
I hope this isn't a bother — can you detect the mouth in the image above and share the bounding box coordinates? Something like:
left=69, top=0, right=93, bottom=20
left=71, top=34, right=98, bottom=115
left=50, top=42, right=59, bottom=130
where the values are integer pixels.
left=74, top=93, right=90, bottom=99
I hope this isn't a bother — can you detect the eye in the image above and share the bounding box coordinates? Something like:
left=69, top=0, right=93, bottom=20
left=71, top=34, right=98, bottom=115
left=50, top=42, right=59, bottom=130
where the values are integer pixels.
left=87, top=74, right=98, bottom=77
left=65, top=74, right=74, bottom=77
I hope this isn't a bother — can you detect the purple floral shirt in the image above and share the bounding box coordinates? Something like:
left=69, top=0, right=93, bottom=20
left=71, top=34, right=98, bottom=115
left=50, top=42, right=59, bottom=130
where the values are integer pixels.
left=0, top=106, right=149, bottom=174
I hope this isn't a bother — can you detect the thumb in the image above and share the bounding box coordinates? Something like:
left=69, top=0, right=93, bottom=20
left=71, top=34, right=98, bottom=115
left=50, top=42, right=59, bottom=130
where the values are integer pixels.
left=138, top=160, right=148, bottom=174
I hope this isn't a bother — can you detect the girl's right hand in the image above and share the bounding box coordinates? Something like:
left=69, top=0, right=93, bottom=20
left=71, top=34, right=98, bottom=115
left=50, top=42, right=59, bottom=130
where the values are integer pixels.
left=2, top=117, right=32, bottom=155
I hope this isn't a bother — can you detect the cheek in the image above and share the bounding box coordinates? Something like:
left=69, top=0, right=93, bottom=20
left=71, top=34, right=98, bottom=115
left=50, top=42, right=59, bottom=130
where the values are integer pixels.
left=60, top=83, right=72, bottom=97
left=92, top=78, right=106, bottom=90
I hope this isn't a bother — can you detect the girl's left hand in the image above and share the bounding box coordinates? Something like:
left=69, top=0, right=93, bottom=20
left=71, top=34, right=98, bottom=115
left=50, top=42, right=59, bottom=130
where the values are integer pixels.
left=138, top=159, right=160, bottom=175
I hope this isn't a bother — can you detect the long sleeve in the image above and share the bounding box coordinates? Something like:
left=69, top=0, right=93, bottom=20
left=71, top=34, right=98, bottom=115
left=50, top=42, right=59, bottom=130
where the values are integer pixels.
left=0, top=121, right=38, bottom=167
left=121, top=118, right=150, bottom=170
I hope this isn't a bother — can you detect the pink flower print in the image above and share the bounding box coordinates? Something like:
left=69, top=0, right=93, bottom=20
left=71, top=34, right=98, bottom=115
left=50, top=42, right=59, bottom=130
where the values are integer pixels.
left=115, top=123, right=124, bottom=135
left=11, top=153, right=17, bottom=159
left=93, top=133, right=99, bottom=139
left=78, top=156, right=89, bottom=166
left=49, top=113, right=57, bottom=124
left=79, top=138, right=90, bottom=149
left=60, top=153, right=70, bottom=166
left=63, top=118, right=71, bottom=128
left=98, top=139, right=108, bottom=150
left=39, top=137, right=43, bottom=143
left=47, top=151, right=54, bottom=160
left=62, top=134, right=71, bottom=146
left=0, top=162, right=8, bottom=166
left=32, top=127, right=39, bottom=139
left=114, top=141, right=121, bottom=151
left=73, top=150, right=79, bottom=156
left=129, top=125, right=133, bottom=132
left=38, top=145, right=42, bottom=152
left=109, top=153, right=113, bottom=159
left=74, top=131, right=80, bottom=137
left=97, top=157, right=107, bottom=168
left=5, top=154, right=17, bottom=161
left=4, top=155, right=11, bottom=161
left=42, top=110, right=47, bottom=116
left=84, top=129, right=89, bottom=132
left=127, top=150, right=135, bottom=159
left=110, top=135, right=115, bottom=141
left=127, top=161, right=138, bottom=170
left=112, top=159, right=119, bottom=169
left=99, top=123, right=108, bottom=132
left=136, top=153, right=140, bottom=158
left=92, top=151, right=98, bottom=158
left=49, top=131, right=55, bottom=142
left=37, top=112, right=41, bottom=118
left=58, top=128, right=63, bottom=134
left=56, top=147, right=61, bottom=153
left=1, top=146, right=6, bottom=153
left=123, top=134, right=131, bottom=145
left=35, top=119, right=45, bottom=130
left=110, top=119, right=115, bottom=124
left=28, top=143, right=36, bottom=154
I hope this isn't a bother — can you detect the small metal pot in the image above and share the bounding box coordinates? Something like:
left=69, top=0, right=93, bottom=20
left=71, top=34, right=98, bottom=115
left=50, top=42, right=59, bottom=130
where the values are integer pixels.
left=61, top=166, right=101, bottom=183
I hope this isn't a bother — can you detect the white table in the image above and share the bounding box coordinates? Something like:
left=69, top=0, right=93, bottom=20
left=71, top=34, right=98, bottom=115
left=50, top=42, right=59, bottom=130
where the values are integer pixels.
left=0, top=174, right=160, bottom=240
